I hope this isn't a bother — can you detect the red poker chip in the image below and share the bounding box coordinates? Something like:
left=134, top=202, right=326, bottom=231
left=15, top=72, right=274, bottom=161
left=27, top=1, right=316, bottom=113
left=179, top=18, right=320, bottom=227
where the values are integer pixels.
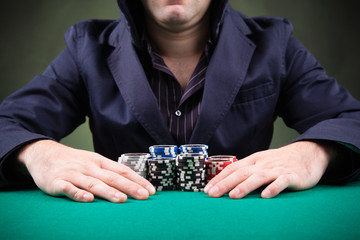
left=205, top=155, right=238, bottom=181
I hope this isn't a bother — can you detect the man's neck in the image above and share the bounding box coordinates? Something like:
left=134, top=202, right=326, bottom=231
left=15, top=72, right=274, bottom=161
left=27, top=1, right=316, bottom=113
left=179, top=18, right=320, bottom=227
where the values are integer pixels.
left=144, top=10, right=211, bottom=90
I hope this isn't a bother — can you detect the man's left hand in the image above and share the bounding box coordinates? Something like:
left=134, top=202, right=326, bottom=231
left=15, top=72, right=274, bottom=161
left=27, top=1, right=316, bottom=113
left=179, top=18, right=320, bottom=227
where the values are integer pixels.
left=204, top=141, right=334, bottom=199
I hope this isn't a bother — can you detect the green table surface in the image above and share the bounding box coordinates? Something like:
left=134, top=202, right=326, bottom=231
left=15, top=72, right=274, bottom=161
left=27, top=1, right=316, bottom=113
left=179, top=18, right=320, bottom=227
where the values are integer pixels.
left=1, top=181, right=360, bottom=240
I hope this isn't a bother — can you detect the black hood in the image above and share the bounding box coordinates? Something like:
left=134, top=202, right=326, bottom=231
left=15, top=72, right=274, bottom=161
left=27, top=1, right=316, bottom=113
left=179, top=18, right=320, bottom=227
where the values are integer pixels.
left=116, top=0, right=229, bottom=48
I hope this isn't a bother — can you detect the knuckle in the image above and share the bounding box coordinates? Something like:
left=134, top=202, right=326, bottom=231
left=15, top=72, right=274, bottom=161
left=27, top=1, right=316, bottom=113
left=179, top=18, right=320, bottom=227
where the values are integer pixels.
left=233, top=168, right=251, bottom=180
left=52, top=179, right=70, bottom=194
left=126, top=184, right=140, bottom=196
left=233, top=170, right=243, bottom=179
left=215, top=183, right=228, bottom=194
left=225, top=162, right=237, bottom=172
left=239, top=182, right=252, bottom=194
left=93, top=153, right=105, bottom=165
left=251, top=152, right=265, bottom=164
left=57, top=181, right=69, bottom=193
left=218, top=179, right=230, bottom=189
left=52, top=180, right=82, bottom=201
left=118, top=165, right=132, bottom=177
left=272, top=174, right=293, bottom=191
left=288, top=173, right=304, bottom=189
left=218, top=179, right=238, bottom=193
left=253, top=171, right=268, bottom=180
left=271, top=181, right=282, bottom=191
left=104, top=174, right=119, bottom=186
left=86, top=179, right=100, bottom=192
left=280, top=174, right=293, bottom=185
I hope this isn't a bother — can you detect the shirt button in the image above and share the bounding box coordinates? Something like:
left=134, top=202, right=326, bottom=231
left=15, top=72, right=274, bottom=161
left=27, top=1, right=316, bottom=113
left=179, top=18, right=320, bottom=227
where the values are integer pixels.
left=175, top=110, right=182, bottom=117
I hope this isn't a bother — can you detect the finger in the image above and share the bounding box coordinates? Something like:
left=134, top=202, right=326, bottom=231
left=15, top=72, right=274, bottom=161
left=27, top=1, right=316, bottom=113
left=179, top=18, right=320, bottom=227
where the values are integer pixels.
left=204, top=154, right=259, bottom=194
left=50, top=178, right=95, bottom=203
left=229, top=172, right=275, bottom=199
left=69, top=173, right=128, bottom=202
left=204, top=162, right=245, bottom=194
left=204, top=164, right=237, bottom=193
left=207, top=167, right=254, bottom=198
left=90, top=168, right=151, bottom=200
left=100, top=157, right=156, bottom=195
left=261, top=173, right=296, bottom=199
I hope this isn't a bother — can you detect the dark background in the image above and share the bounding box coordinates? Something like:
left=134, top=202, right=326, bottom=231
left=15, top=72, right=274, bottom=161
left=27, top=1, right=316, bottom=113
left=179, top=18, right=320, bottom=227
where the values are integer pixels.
left=1, top=0, right=359, bottom=151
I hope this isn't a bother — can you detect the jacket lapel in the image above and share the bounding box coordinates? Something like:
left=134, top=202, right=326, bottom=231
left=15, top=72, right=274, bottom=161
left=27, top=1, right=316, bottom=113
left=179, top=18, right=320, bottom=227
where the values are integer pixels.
left=107, top=29, right=175, bottom=145
left=190, top=11, right=256, bottom=144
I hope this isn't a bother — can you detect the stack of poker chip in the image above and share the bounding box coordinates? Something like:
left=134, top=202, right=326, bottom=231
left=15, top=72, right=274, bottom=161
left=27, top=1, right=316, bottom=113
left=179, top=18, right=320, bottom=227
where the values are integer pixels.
left=147, top=145, right=178, bottom=191
left=118, top=153, right=150, bottom=178
left=205, top=155, right=237, bottom=181
left=176, top=145, right=207, bottom=192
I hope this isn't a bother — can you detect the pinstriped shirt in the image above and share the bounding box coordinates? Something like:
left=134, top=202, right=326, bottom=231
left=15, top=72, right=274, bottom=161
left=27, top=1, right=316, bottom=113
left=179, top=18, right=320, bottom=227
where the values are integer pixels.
left=146, top=42, right=212, bottom=145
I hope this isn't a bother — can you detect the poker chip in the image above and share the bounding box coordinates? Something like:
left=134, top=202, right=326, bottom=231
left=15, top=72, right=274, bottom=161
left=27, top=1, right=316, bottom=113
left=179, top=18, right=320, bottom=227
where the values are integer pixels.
left=149, top=145, right=178, bottom=159
left=179, top=144, right=208, bottom=157
left=118, top=153, right=150, bottom=178
left=205, top=155, right=237, bottom=181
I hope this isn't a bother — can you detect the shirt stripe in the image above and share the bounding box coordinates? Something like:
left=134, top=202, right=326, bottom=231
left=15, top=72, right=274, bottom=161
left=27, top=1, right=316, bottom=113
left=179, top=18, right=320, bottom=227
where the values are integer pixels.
left=146, top=42, right=210, bottom=145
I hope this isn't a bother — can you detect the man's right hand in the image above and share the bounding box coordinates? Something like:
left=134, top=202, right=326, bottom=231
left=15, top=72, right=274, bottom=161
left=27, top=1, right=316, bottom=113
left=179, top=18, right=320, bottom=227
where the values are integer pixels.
left=17, top=140, right=156, bottom=203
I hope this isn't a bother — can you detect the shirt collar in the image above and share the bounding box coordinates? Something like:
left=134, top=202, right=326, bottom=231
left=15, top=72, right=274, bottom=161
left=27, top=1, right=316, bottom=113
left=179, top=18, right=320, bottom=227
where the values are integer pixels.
left=143, top=32, right=213, bottom=73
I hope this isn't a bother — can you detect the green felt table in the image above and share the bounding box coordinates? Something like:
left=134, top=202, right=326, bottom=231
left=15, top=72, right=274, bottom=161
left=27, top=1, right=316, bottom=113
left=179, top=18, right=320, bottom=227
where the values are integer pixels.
left=1, top=181, right=360, bottom=240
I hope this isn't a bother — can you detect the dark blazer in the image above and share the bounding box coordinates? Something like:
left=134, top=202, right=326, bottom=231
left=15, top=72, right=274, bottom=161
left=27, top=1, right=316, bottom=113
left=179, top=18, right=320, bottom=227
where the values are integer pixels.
left=1, top=1, right=359, bottom=185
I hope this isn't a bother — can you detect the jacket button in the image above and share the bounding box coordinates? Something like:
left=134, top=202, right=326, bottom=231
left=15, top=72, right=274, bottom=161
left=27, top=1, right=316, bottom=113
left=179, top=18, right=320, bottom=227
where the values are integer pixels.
left=175, top=110, right=182, bottom=117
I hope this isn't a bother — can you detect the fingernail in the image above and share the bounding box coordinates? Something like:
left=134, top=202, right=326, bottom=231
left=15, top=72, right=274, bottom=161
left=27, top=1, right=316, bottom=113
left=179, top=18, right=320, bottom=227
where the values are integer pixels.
left=209, top=186, right=219, bottom=196
left=146, top=184, right=156, bottom=195
left=137, top=188, right=148, bottom=197
left=262, top=189, right=271, bottom=198
left=83, top=193, right=92, bottom=202
left=114, top=192, right=123, bottom=201
left=204, top=183, right=212, bottom=193
left=231, top=188, right=241, bottom=198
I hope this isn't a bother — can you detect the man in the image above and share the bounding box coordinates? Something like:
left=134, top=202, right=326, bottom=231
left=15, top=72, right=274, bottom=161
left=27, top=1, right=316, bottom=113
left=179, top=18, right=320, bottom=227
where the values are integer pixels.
left=0, top=0, right=359, bottom=203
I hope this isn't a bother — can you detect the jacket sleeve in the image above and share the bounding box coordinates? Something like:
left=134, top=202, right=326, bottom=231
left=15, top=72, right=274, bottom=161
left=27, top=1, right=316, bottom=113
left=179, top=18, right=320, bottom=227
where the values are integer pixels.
left=277, top=36, right=360, bottom=183
left=0, top=26, right=88, bottom=186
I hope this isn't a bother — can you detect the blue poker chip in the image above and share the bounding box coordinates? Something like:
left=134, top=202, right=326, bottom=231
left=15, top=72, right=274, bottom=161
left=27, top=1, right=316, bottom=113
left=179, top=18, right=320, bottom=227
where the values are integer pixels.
left=149, top=145, right=178, bottom=153
left=149, top=145, right=178, bottom=159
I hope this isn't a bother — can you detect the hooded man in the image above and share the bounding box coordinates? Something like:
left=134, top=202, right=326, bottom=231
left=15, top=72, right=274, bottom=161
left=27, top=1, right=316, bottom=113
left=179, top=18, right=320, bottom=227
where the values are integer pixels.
left=0, top=0, right=359, bottom=202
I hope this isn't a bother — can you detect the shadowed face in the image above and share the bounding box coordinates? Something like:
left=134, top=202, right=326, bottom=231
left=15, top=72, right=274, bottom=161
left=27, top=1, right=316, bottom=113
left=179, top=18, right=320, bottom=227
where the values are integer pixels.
left=141, top=0, right=212, bottom=32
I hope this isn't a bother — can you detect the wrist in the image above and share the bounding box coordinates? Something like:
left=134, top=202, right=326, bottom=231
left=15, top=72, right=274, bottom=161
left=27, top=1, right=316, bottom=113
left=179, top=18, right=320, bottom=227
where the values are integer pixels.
left=17, top=140, right=56, bottom=169
left=308, top=140, right=337, bottom=160
left=293, top=140, right=336, bottom=157
left=286, top=140, right=335, bottom=168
